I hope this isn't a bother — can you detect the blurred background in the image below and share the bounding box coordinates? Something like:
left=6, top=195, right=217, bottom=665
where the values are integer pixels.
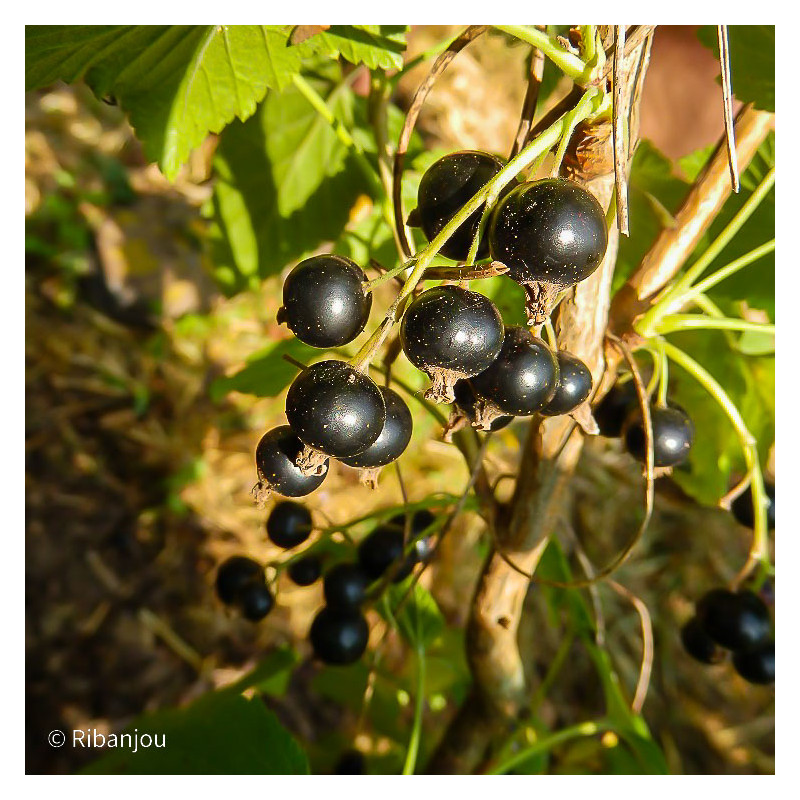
left=25, top=25, right=773, bottom=774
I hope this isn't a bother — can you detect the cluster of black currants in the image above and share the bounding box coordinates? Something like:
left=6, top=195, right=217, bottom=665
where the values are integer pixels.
left=681, top=588, right=775, bottom=685
left=253, top=150, right=612, bottom=502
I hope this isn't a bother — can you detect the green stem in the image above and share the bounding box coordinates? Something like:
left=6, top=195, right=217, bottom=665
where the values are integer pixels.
left=487, top=720, right=610, bottom=775
left=529, top=631, right=574, bottom=714
left=403, top=646, right=426, bottom=775
left=660, top=340, right=770, bottom=573
left=496, top=25, right=589, bottom=82
left=550, top=88, right=601, bottom=177
left=656, top=339, right=669, bottom=407
left=684, top=239, right=775, bottom=301
left=579, top=25, right=597, bottom=65
left=292, top=73, right=382, bottom=197
left=654, top=314, right=776, bottom=337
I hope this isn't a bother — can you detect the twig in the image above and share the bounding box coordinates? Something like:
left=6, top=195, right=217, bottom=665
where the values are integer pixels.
left=612, top=25, right=629, bottom=235
left=393, top=26, right=489, bottom=259
left=593, top=25, right=656, bottom=84
left=717, top=25, right=740, bottom=193
left=281, top=353, right=308, bottom=372
left=510, top=27, right=546, bottom=159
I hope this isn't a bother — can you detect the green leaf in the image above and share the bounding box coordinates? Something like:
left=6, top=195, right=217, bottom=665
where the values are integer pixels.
left=82, top=692, right=308, bottom=774
left=209, top=338, right=322, bottom=402
left=27, top=25, right=306, bottom=180
left=297, top=26, right=408, bottom=70
left=209, top=72, right=371, bottom=289
left=697, top=26, right=775, bottom=112
left=385, top=582, right=445, bottom=650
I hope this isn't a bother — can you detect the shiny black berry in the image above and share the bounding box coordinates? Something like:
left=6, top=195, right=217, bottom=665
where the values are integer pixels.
left=277, top=254, right=372, bottom=347
left=732, top=640, right=775, bottom=685
left=540, top=351, right=593, bottom=416
left=400, top=286, right=504, bottom=403
left=357, top=526, right=414, bottom=582
left=287, top=555, right=322, bottom=587
left=334, top=749, right=366, bottom=774
left=239, top=582, right=275, bottom=621
left=696, top=589, right=771, bottom=651
left=215, top=556, right=263, bottom=606
left=323, top=562, right=370, bottom=608
left=731, top=481, right=775, bottom=530
left=451, top=379, right=513, bottom=432
left=470, top=326, right=559, bottom=417
left=286, top=360, right=386, bottom=459
left=680, top=617, right=724, bottom=665
left=414, top=150, right=506, bottom=261
left=622, top=405, right=694, bottom=468
left=341, top=386, right=413, bottom=474
left=489, top=178, right=608, bottom=324
left=266, top=501, right=313, bottom=549
left=255, top=426, right=329, bottom=498
left=309, top=606, right=370, bottom=665
left=593, top=380, right=637, bottom=438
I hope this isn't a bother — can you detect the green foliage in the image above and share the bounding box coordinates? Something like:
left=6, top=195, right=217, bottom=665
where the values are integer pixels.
left=297, top=26, right=408, bottom=71
left=384, top=582, right=446, bottom=650
left=83, top=690, right=308, bottom=774
left=697, top=25, right=775, bottom=112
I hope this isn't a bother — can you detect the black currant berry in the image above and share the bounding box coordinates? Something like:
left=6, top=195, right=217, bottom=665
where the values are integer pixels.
left=287, top=555, right=322, bottom=587
left=400, top=286, right=504, bottom=403
left=389, top=510, right=437, bottom=561
left=323, top=562, right=370, bottom=608
left=414, top=150, right=506, bottom=261
left=540, top=351, right=593, bottom=416
left=731, top=481, right=775, bottom=530
left=340, top=386, right=413, bottom=483
left=732, top=640, right=775, bottom=685
left=215, top=556, right=263, bottom=606
left=680, top=617, right=724, bottom=665
left=309, top=606, right=370, bottom=665
left=357, top=526, right=414, bottom=582
left=286, top=360, right=386, bottom=463
left=696, top=589, right=771, bottom=651
left=446, top=380, right=514, bottom=437
left=622, top=405, right=694, bottom=468
left=266, top=501, right=313, bottom=549
left=469, top=326, right=559, bottom=421
left=238, top=582, right=275, bottom=621
left=334, top=749, right=366, bottom=774
left=277, top=255, right=371, bottom=348
left=255, top=426, right=329, bottom=499
left=489, top=178, right=608, bottom=324
left=593, top=380, right=637, bottom=438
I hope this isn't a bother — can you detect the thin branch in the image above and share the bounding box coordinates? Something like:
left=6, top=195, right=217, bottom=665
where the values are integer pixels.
left=510, top=27, right=546, bottom=159
left=612, top=25, right=629, bottom=235
left=717, top=25, right=740, bottom=193
left=593, top=25, right=656, bottom=84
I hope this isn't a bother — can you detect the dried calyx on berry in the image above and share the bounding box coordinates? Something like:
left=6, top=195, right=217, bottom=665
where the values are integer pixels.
left=254, top=426, right=329, bottom=504
left=400, top=286, right=504, bottom=404
left=489, top=178, right=608, bottom=325
left=411, top=150, right=506, bottom=261
left=277, top=254, right=372, bottom=347
left=285, top=360, right=386, bottom=474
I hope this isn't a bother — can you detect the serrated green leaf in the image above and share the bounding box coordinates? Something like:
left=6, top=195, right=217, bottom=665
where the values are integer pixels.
left=697, top=25, right=774, bottom=112
left=209, top=73, right=371, bottom=287
left=297, top=25, right=408, bottom=71
left=82, top=692, right=308, bottom=774
left=26, top=25, right=305, bottom=179
left=209, top=338, right=323, bottom=402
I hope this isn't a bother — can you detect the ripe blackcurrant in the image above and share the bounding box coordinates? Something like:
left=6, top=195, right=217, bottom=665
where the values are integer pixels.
left=469, top=326, right=559, bottom=421
left=732, top=640, right=775, bottom=685
left=277, top=254, right=372, bottom=347
left=388, top=510, right=437, bottom=561
left=696, top=589, right=771, bottom=651
left=357, top=526, right=415, bottom=582
left=238, top=582, right=275, bottom=621
left=255, top=426, right=328, bottom=498
left=593, top=380, right=637, bottom=438
left=266, top=501, right=313, bottom=549
left=400, top=286, right=504, bottom=403
left=489, top=178, right=608, bottom=324
left=323, top=562, right=370, bottom=608
left=622, top=405, right=694, bottom=468
left=286, top=360, right=386, bottom=461
left=540, top=351, right=593, bottom=416
left=287, top=555, right=322, bottom=587
left=215, top=556, right=263, bottom=606
left=413, top=150, right=506, bottom=261
left=309, top=606, right=370, bottom=665
left=680, top=617, right=724, bottom=665
left=341, top=386, right=413, bottom=484
left=731, top=480, right=775, bottom=530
